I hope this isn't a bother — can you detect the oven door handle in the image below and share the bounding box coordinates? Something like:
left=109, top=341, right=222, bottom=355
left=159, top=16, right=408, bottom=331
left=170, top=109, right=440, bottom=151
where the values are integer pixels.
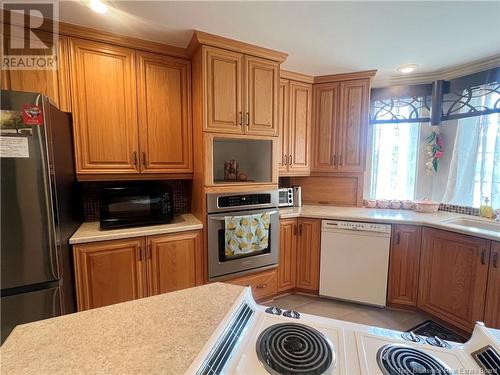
left=209, top=210, right=279, bottom=221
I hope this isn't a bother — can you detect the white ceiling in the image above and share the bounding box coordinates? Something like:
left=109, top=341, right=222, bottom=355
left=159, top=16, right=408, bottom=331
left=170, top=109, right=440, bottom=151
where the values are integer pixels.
left=59, top=1, right=500, bottom=83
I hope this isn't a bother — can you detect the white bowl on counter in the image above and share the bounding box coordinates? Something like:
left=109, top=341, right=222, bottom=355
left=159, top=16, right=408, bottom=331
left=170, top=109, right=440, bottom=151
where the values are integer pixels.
left=413, top=200, right=440, bottom=213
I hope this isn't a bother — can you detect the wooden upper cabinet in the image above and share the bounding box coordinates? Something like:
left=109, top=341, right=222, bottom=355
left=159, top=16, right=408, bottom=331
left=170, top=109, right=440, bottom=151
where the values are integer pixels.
left=245, top=56, right=279, bottom=136
left=387, top=225, right=422, bottom=308
left=203, top=46, right=243, bottom=134
left=485, top=241, right=500, bottom=329
left=147, top=231, right=203, bottom=296
left=312, top=83, right=340, bottom=172
left=69, top=38, right=139, bottom=174
left=73, top=238, right=146, bottom=311
left=338, top=79, right=369, bottom=172
left=136, top=52, right=192, bottom=173
left=288, top=81, right=312, bottom=174
left=296, top=218, right=321, bottom=291
left=1, top=31, right=66, bottom=109
left=278, top=219, right=297, bottom=292
left=418, top=228, right=491, bottom=332
left=278, top=79, right=290, bottom=171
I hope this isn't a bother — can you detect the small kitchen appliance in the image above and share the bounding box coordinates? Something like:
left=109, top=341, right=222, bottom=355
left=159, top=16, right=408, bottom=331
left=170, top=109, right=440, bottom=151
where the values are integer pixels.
left=99, top=183, right=173, bottom=229
left=188, top=287, right=500, bottom=375
left=207, top=190, right=280, bottom=280
left=278, top=188, right=293, bottom=207
left=292, top=186, right=302, bottom=207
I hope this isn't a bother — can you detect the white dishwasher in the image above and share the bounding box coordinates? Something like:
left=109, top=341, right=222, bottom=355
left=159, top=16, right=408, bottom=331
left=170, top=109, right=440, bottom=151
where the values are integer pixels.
left=319, top=220, right=391, bottom=307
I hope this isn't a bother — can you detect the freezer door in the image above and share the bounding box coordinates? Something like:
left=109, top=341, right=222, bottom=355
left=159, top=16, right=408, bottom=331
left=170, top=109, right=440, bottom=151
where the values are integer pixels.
left=1, top=285, right=62, bottom=344
left=1, top=91, right=60, bottom=289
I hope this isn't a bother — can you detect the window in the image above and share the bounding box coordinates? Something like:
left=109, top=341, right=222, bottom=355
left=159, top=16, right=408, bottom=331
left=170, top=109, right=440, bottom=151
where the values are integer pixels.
left=368, top=101, right=421, bottom=200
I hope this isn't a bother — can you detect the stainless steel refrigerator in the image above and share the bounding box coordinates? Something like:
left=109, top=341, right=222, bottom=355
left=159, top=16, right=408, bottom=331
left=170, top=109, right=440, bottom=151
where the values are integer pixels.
left=1, top=90, right=80, bottom=344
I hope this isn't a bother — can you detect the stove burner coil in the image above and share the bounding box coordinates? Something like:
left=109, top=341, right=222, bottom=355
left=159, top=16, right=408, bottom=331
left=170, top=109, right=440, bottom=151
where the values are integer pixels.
left=377, top=344, right=453, bottom=375
left=256, top=323, right=335, bottom=375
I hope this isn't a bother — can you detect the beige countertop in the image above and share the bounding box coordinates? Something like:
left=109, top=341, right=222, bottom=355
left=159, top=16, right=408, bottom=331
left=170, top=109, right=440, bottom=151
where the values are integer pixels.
left=1, top=282, right=244, bottom=375
left=280, top=205, right=500, bottom=241
left=69, top=214, right=203, bottom=245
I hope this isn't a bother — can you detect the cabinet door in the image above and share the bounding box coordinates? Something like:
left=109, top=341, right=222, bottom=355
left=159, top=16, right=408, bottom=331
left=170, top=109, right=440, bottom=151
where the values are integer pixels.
left=73, top=238, right=145, bottom=311
left=137, top=52, right=192, bottom=173
left=278, top=219, right=297, bottom=292
left=418, top=228, right=490, bottom=332
left=485, top=241, right=500, bottom=329
left=204, top=46, right=243, bottom=134
left=296, top=218, right=321, bottom=291
left=312, top=83, right=340, bottom=172
left=147, top=231, right=202, bottom=296
left=278, top=79, right=290, bottom=172
left=338, top=79, right=370, bottom=172
left=1, top=30, right=62, bottom=108
left=288, top=81, right=312, bottom=175
left=69, top=38, right=139, bottom=174
left=245, top=56, right=279, bottom=136
left=387, top=225, right=422, bottom=307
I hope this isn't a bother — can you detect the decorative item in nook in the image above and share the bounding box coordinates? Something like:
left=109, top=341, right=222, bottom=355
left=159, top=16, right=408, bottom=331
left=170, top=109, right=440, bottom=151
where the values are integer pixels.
left=425, top=128, right=444, bottom=175
left=364, top=199, right=377, bottom=208
left=479, top=197, right=494, bottom=219
left=390, top=200, right=402, bottom=209
left=401, top=200, right=415, bottom=210
left=376, top=199, right=391, bottom=209
left=224, top=213, right=270, bottom=258
left=223, top=160, right=238, bottom=181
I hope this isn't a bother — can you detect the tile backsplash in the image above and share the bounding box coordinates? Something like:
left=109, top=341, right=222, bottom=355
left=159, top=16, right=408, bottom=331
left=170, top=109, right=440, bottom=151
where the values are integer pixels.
left=80, top=180, right=192, bottom=222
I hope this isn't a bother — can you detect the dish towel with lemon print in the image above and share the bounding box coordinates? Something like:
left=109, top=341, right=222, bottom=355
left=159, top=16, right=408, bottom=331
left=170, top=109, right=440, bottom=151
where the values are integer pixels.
left=224, top=213, right=270, bottom=257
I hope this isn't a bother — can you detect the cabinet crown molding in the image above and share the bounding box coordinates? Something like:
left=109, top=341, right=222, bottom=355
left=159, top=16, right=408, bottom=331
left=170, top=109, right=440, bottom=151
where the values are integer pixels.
left=313, top=70, right=378, bottom=84
left=187, top=30, right=288, bottom=63
left=280, top=70, right=314, bottom=84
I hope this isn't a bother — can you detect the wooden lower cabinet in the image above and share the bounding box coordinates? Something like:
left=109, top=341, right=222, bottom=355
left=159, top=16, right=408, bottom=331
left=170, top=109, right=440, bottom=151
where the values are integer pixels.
left=387, top=225, right=422, bottom=307
left=73, top=238, right=146, bottom=311
left=484, top=241, right=500, bottom=328
left=296, top=218, right=321, bottom=291
left=227, top=269, right=278, bottom=301
left=418, top=228, right=491, bottom=332
left=73, top=230, right=202, bottom=311
left=147, top=231, right=203, bottom=296
left=277, top=219, right=298, bottom=292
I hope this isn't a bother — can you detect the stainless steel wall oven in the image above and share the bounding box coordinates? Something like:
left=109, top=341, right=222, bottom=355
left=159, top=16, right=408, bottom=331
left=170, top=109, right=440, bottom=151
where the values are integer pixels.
left=207, top=190, right=279, bottom=280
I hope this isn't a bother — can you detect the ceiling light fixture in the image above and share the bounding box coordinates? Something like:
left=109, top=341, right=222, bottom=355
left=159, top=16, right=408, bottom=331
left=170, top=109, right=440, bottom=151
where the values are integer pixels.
left=89, top=0, right=108, bottom=14
left=397, top=64, right=418, bottom=74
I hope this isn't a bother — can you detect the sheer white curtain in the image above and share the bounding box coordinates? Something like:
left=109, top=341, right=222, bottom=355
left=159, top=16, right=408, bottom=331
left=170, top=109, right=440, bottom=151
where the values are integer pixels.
left=442, top=93, right=500, bottom=208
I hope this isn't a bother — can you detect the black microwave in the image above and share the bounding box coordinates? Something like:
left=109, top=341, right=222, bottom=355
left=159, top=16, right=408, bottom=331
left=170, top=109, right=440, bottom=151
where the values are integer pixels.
left=99, top=185, right=174, bottom=229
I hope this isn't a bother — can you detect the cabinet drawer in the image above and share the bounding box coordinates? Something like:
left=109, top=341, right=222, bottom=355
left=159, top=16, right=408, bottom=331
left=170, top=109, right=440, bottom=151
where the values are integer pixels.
left=227, top=269, right=277, bottom=300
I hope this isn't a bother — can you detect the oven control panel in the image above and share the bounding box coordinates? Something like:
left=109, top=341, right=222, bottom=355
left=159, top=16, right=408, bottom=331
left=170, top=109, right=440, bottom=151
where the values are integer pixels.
left=218, top=194, right=271, bottom=208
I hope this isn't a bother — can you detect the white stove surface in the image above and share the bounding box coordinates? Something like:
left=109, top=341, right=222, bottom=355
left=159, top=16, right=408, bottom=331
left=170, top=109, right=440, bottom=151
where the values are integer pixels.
left=187, top=288, right=499, bottom=375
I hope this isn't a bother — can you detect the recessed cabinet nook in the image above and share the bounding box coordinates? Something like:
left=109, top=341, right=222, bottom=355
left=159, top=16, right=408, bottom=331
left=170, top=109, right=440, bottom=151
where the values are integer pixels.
left=4, top=15, right=498, bottom=337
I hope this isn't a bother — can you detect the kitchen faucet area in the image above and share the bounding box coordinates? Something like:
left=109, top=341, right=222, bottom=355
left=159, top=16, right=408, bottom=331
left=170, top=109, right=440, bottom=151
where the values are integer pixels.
left=0, top=1, right=499, bottom=374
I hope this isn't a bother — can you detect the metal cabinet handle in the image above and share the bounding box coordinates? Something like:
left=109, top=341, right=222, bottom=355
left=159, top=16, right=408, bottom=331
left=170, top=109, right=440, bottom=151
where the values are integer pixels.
left=133, top=151, right=138, bottom=166
left=299, top=223, right=303, bottom=236
left=493, top=252, right=498, bottom=268
left=293, top=224, right=297, bottom=236
left=142, top=152, right=147, bottom=167
left=396, top=232, right=401, bottom=245
left=256, top=283, right=267, bottom=289
left=137, top=246, right=142, bottom=261
left=481, top=249, right=487, bottom=265
left=246, top=112, right=250, bottom=126
left=284, top=154, right=288, bottom=165
left=289, top=154, right=292, bottom=165
left=332, top=155, right=337, bottom=167
left=239, top=112, right=242, bottom=126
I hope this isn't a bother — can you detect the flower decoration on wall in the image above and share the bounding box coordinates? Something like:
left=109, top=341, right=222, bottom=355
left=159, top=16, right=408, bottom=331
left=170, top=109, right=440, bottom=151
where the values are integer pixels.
left=425, top=128, right=444, bottom=175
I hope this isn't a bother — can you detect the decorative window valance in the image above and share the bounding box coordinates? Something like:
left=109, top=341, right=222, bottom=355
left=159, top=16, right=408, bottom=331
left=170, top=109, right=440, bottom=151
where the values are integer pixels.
left=370, top=67, right=500, bottom=125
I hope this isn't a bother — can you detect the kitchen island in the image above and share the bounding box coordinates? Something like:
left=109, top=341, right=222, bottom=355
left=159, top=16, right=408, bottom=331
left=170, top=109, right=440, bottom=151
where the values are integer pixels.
left=1, top=283, right=245, bottom=375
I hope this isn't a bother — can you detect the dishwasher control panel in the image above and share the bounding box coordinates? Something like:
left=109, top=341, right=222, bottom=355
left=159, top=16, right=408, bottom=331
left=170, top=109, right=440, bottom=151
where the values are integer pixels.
left=322, top=220, right=391, bottom=234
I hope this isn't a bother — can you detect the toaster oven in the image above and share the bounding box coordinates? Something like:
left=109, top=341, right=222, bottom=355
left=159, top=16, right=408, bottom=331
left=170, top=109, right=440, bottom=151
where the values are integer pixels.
left=278, top=188, right=293, bottom=207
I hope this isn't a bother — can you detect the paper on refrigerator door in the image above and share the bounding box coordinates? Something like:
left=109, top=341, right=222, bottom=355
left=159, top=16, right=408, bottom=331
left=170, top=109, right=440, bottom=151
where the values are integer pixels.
left=0, top=136, right=29, bottom=158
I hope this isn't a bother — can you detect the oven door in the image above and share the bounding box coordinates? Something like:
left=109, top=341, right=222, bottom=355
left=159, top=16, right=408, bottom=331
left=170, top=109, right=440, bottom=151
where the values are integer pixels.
left=207, top=207, right=279, bottom=280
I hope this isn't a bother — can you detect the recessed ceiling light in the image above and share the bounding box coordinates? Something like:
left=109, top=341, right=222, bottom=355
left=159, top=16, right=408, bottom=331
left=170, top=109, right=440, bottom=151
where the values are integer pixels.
left=397, top=64, right=418, bottom=74
left=89, top=0, right=108, bottom=14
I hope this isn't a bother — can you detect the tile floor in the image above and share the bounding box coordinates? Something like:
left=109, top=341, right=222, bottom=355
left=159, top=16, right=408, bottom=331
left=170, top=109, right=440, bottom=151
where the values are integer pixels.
left=264, top=293, right=430, bottom=332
